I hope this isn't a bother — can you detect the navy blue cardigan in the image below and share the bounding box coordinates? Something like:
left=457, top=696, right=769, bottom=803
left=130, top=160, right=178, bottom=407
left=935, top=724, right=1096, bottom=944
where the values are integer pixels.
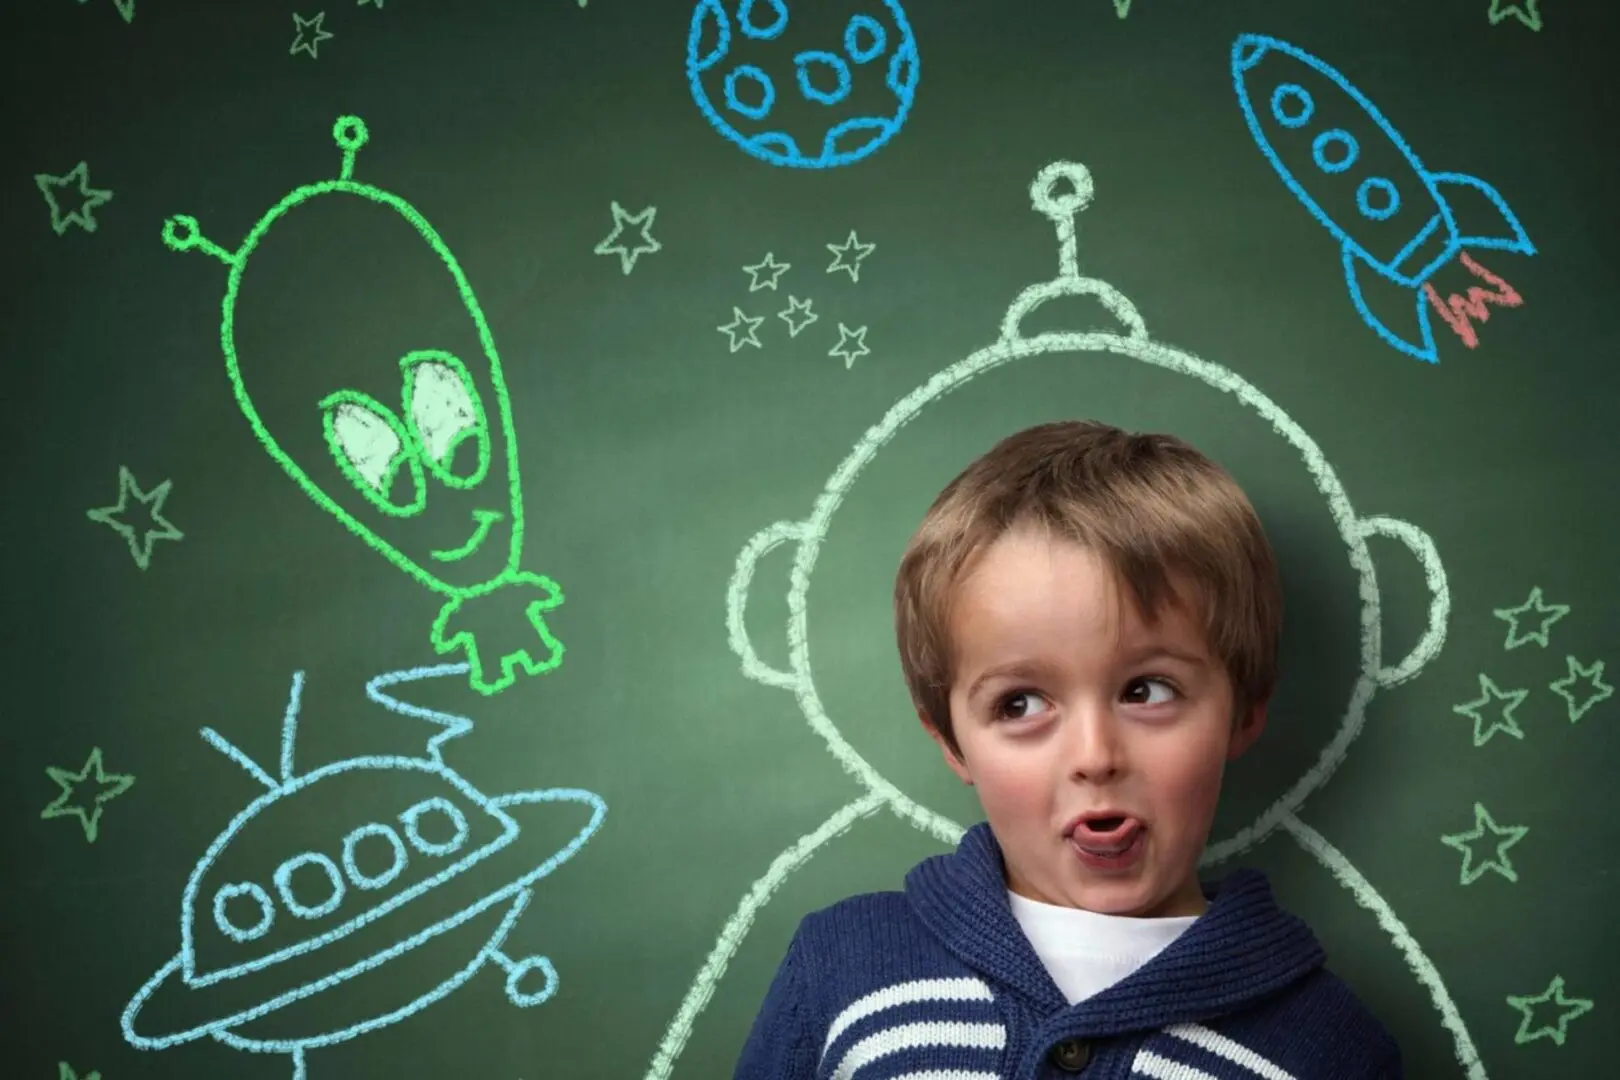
left=735, top=823, right=1401, bottom=1079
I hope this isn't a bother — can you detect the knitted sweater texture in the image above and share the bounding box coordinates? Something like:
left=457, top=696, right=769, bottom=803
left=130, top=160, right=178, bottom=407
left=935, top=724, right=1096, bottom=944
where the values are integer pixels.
left=734, top=823, right=1401, bottom=1080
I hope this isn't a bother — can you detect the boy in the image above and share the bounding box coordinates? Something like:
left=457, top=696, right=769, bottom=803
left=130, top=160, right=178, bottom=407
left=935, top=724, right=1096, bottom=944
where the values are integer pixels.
left=733, top=419, right=1402, bottom=1079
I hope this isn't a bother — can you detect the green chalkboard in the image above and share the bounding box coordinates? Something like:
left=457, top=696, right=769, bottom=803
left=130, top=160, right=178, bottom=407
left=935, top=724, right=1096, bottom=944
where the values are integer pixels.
left=7, top=0, right=1617, bottom=1077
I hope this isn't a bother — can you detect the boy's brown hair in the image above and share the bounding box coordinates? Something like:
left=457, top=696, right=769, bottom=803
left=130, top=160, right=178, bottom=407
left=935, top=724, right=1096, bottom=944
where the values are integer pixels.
left=893, top=419, right=1282, bottom=757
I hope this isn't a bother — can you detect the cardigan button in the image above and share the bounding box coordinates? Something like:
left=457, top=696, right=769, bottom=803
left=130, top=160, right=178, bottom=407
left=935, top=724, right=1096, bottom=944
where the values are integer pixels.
left=1049, top=1038, right=1091, bottom=1072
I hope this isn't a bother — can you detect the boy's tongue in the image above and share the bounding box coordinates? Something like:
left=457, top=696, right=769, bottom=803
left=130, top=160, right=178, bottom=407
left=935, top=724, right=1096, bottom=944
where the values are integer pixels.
left=1072, top=816, right=1142, bottom=853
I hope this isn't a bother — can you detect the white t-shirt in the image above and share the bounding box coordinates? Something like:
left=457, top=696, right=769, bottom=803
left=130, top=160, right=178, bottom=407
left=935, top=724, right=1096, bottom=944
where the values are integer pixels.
left=1007, top=890, right=1200, bottom=1005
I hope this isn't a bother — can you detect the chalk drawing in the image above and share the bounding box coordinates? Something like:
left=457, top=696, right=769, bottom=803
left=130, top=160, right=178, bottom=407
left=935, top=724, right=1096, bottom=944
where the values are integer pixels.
left=58, top=1064, right=100, bottom=1080
left=647, top=160, right=1478, bottom=1079
left=1453, top=674, right=1528, bottom=746
left=86, top=465, right=184, bottom=570
left=743, top=252, right=791, bottom=291
left=291, top=12, right=333, bottom=58
left=1488, top=0, right=1543, bottom=31
left=76, top=0, right=135, bottom=23
left=41, top=747, right=135, bottom=844
left=1494, top=586, right=1568, bottom=650
left=594, top=202, right=662, bottom=275
left=718, top=307, right=765, bottom=352
left=828, top=323, right=869, bottom=369
left=778, top=295, right=818, bottom=337
left=36, top=162, right=112, bottom=235
left=825, top=230, right=875, bottom=282
left=685, top=0, right=919, bottom=169
left=1507, top=976, right=1592, bottom=1046
left=1440, top=803, right=1528, bottom=885
left=161, top=115, right=564, bottom=697
left=359, top=0, right=382, bottom=7
left=1422, top=252, right=1523, bottom=350
left=1232, top=34, right=1534, bottom=363
left=1113, top=0, right=1132, bottom=17
left=122, top=665, right=607, bottom=1080
left=1549, top=655, right=1611, bottom=723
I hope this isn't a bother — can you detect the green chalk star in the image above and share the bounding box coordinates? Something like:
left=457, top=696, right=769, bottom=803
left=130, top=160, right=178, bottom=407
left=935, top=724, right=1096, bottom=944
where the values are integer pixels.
left=1440, top=802, right=1528, bottom=885
left=86, top=465, right=184, bottom=570
left=1452, top=673, right=1528, bottom=746
left=1488, top=0, right=1542, bottom=31
left=36, top=162, right=113, bottom=235
left=1549, top=655, right=1612, bottom=723
left=1493, top=586, right=1568, bottom=650
left=59, top=1063, right=101, bottom=1080
left=76, top=0, right=135, bottom=22
left=1507, top=975, right=1592, bottom=1046
left=291, top=11, right=334, bottom=58
left=594, top=201, right=661, bottom=275
left=41, top=748, right=135, bottom=843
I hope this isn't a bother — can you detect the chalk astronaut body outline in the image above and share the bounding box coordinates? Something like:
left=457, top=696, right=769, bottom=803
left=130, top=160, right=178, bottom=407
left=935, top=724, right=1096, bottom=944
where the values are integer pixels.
left=121, top=664, right=607, bottom=1080
left=644, top=161, right=1493, bottom=1080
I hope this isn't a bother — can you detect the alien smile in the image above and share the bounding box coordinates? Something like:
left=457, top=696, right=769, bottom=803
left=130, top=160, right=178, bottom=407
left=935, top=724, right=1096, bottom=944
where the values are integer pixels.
left=431, top=510, right=503, bottom=563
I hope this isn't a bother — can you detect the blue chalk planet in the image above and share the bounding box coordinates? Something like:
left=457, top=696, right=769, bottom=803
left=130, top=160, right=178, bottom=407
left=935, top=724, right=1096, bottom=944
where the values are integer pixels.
left=686, top=0, right=920, bottom=169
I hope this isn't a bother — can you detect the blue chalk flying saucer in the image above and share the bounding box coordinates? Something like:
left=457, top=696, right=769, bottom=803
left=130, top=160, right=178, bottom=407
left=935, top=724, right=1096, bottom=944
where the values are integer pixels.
left=121, top=665, right=607, bottom=1079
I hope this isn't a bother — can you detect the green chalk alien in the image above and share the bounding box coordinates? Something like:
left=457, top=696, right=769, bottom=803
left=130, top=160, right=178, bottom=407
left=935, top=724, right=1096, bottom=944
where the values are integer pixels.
left=163, top=115, right=561, bottom=697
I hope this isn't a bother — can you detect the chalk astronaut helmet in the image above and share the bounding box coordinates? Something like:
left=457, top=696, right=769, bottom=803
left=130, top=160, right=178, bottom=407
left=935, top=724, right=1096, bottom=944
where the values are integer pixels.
left=728, top=160, right=1450, bottom=864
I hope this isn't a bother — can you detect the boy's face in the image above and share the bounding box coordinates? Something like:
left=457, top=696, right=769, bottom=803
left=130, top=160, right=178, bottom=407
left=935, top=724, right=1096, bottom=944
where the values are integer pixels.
left=929, top=525, right=1265, bottom=918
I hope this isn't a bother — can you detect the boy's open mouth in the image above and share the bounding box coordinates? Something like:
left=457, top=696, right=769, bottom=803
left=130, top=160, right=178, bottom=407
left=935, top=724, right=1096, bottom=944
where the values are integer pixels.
left=1068, top=814, right=1143, bottom=854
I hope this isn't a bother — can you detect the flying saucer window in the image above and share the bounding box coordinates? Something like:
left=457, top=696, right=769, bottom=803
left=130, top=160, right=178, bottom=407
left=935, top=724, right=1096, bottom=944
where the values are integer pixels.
left=342, top=822, right=409, bottom=890
left=402, top=350, right=491, bottom=490
left=320, top=389, right=428, bottom=516
left=400, top=796, right=470, bottom=857
left=274, top=851, right=347, bottom=920
left=212, top=881, right=275, bottom=943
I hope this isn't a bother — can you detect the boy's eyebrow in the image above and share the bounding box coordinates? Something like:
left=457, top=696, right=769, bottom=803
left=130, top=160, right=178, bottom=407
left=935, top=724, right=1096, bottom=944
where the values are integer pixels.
left=1117, top=642, right=1211, bottom=668
left=964, top=661, right=1049, bottom=703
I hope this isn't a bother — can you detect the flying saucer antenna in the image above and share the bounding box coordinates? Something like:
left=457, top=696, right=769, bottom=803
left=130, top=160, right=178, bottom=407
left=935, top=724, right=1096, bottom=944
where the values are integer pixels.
left=1030, top=161, right=1093, bottom=283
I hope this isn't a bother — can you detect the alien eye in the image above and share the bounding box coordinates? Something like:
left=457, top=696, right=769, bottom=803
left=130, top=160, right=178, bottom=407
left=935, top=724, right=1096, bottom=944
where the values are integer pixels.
left=320, top=390, right=427, bottom=517
left=401, top=350, right=490, bottom=489
left=331, top=402, right=402, bottom=489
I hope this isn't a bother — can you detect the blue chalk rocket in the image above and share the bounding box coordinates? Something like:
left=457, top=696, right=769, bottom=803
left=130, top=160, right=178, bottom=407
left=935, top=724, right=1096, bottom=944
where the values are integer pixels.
left=1232, top=33, right=1535, bottom=363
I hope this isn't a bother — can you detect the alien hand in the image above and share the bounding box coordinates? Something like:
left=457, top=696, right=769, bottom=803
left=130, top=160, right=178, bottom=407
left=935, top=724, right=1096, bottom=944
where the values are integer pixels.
left=430, top=571, right=565, bottom=696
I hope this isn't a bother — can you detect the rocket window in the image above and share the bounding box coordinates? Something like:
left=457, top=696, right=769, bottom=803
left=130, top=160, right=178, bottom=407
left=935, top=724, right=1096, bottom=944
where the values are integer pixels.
left=1270, top=83, right=1314, bottom=128
left=1312, top=129, right=1359, bottom=174
left=1357, top=177, right=1401, bottom=221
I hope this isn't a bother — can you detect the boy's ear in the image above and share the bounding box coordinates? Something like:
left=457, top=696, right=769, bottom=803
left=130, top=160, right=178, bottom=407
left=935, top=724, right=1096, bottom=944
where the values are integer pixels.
left=919, top=709, right=973, bottom=785
left=1227, top=700, right=1269, bottom=761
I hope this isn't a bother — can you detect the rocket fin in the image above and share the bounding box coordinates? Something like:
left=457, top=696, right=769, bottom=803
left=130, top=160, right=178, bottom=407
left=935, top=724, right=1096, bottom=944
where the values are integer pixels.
left=1342, top=241, right=1440, bottom=363
left=1428, top=171, right=1536, bottom=256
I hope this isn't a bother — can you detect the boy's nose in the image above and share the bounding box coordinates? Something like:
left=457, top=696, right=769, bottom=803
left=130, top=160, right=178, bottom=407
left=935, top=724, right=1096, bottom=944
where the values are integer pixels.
left=1064, top=705, right=1125, bottom=781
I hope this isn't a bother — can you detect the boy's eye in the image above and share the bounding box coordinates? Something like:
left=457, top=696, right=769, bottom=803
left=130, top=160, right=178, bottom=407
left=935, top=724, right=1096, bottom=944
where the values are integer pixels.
left=1122, top=677, right=1178, bottom=706
left=994, top=690, right=1052, bottom=722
